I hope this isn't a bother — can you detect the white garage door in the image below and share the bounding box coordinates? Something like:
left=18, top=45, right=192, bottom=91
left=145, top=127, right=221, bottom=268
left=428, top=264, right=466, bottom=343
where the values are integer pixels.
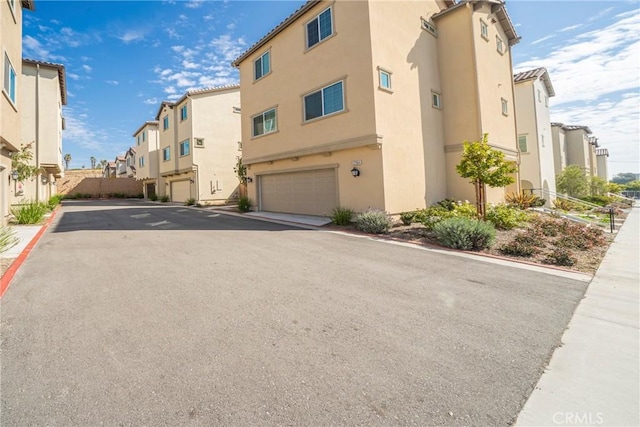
left=259, top=169, right=337, bottom=216
left=171, top=180, right=191, bottom=203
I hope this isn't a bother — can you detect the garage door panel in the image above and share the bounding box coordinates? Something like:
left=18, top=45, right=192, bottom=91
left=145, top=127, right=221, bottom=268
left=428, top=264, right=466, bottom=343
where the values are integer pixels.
left=171, top=180, right=191, bottom=203
left=260, top=169, right=337, bottom=216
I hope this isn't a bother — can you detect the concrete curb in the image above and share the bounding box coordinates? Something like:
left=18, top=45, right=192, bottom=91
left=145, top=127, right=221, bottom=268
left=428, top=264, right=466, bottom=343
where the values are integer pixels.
left=0, top=206, right=60, bottom=298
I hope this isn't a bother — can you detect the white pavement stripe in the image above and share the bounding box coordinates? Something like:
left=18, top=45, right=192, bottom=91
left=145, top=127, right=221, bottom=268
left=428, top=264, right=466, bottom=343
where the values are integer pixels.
left=148, top=221, right=170, bottom=227
left=130, top=213, right=150, bottom=219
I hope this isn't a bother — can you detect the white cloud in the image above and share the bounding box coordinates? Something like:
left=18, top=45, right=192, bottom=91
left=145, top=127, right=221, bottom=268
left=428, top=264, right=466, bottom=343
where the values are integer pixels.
left=166, top=28, right=181, bottom=39
left=67, top=73, right=80, bottom=81
left=209, top=34, right=246, bottom=62
left=82, top=64, right=93, bottom=73
left=185, top=0, right=204, bottom=9
left=105, top=80, right=119, bottom=85
left=203, top=14, right=215, bottom=21
left=531, top=35, right=555, bottom=45
left=63, top=107, right=108, bottom=151
left=588, top=6, right=614, bottom=22
left=116, top=30, right=146, bottom=43
left=143, top=98, right=159, bottom=105
left=226, top=22, right=236, bottom=30
left=22, top=35, right=66, bottom=62
left=559, top=24, right=582, bottom=32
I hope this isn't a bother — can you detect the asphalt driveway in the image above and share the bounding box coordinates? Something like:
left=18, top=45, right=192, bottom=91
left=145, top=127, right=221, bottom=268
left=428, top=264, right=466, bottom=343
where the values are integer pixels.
left=0, top=200, right=589, bottom=425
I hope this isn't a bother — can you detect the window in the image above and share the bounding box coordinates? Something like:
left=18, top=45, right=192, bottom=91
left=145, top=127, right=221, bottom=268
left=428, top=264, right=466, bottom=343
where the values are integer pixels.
left=163, top=147, right=171, bottom=161
left=180, top=105, right=187, bottom=121
left=252, top=108, right=277, bottom=137
left=304, top=80, right=344, bottom=121
left=3, top=53, right=17, bottom=105
left=8, top=0, right=15, bottom=17
left=480, top=20, right=489, bottom=39
left=501, top=98, right=508, bottom=116
left=254, top=51, right=271, bottom=80
left=518, top=135, right=528, bottom=152
left=306, top=7, right=333, bottom=49
left=139, top=156, right=145, bottom=167
left=142, top=131, right=146, bottom=142
left=432, top=91, right=442, bottom=109
left=163, top=115, right=169, bottom=130
left=421, top=19, right=437, bottom=37
left=195, top=138, right=205, bottom=148
left=137, top=135, right=141, bottom=146
left=179, top=139, right=190, bottom=156
left=496, top=36, right=504, bottom=54
left=379, top=69, right=391, bottom=91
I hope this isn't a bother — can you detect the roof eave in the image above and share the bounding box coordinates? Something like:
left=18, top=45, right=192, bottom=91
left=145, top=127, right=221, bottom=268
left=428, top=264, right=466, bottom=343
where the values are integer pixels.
left=21, top=0, right=35, bottom=11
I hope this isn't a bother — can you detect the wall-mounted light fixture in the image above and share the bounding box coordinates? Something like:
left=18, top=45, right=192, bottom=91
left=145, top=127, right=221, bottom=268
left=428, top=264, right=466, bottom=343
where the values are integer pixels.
left=41, top=175, right=49, bottom=185
left=10, top=170, right=19, bottom=181
left=246, top=177, right=253, bottom=183
left=351, top=167, right=361, bottom=178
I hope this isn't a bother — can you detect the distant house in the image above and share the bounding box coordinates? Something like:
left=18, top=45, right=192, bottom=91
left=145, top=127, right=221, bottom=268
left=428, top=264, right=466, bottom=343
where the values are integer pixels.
left=115, top=155, right=127, bottom=178
left=125, top=147, right=136, bottom=178
left=232, top=0, right=521, bottom=216
left=154, top=86, right=241, bottom=204
left=514, top=67, right=556, bottom=197
left=551, top=123, right=598, bottom=178
left=103, top=161, right=116, bottom=178
left=132, top=121, right=160, bottom=198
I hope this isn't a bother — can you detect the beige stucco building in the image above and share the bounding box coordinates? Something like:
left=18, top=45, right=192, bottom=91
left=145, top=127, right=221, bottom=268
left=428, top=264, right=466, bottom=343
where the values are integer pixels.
left=124, top=147, right=136, bottom=178
left=10, top=59, right=66, bottom=205
left=132, top=121, right=160, bottom=198
left=154, top=86, right=241, bottom=204
left=595, top=147, right=609, bottom=181
left=233, top=0, right=520, bottom=217
left=513, top=67, right=556, bottom=197
left=551, top=123, right=598, bottom=178
left=1, top=0, right=34, bottom=224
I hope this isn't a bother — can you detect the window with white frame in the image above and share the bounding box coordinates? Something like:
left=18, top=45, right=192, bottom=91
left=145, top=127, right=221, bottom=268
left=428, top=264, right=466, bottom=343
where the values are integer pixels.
left=304, top=80, right=344, bottom=121
left=142, top=131, right=146, bottom=142
left=496, top=36, right=504, bottom=54
left=252, top=108, right=277, bottom=137
left=501, top=98, right=508, bottom=115
left=180, top=105, right=187, bottom=121
left=163, top=147, right=170, bottom=161
left=179, top=139, right=190, bottom=156
left=518, top=135, right=528, bottom=152
left=306, top=7, right=333, bottom=49
left=3, top=53, right=17, bottom=105
left=139, top=156, right=145, bottom=167
left=163, top=115, right=169, bottom=130
left=254, top=51, right=271, bottom=80
left=432, top=91, right=442, bottom=109
left=480, top=20, right=489, bottom=39
left=137, top=135, right=140, bottom=146
left=379, top=69, right=391, bottom=91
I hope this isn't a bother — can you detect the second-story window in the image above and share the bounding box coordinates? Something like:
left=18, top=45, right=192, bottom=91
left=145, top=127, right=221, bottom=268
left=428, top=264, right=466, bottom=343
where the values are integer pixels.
left=163, top=115, right=169, bottom=130
left=304, top=80, right=344, bottom=121
left=518, top=135, right=528, bottom=153
left=137, top=135, right=140, bottom=146
left=252, top=108, right=277, bottom=137
left=179, top=139, right=190, bottom=156
left=379, top=69, right=391, bottom=91
left=3, top=53, right=17, bottom=105
left=501, top=98, right=508, bottom=116
left=163, top=147, right=171, bottom=161
left=496, top=36, right=504, bottom=54
left=180, top=105, right=187, bottom=121
left=254, top=51, right=271, bottom=81
left=432, top=91, right=442, bottom=109
left=139, top=156, right=145, bottom=167
left=480, top=20, right=489, bottom=40
left=306, top=7, right=333, bottom=49
left=142, top=131, right=146, bottom=142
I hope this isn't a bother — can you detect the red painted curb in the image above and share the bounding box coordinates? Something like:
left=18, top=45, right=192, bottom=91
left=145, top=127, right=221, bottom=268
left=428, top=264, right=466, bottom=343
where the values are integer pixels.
left=0, top=206, right=60, bottom=299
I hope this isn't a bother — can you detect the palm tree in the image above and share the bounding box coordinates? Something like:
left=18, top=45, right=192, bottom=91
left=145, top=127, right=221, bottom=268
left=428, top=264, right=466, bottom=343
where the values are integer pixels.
left=63, top=153, right=71, bottom=170
left=90, top=156, right=97, bottom=169
left=99, top=159, right=108, bottom=169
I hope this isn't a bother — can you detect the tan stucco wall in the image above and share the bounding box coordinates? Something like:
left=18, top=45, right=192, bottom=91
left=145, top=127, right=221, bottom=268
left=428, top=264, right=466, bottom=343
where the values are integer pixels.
left=565, top=129, right=590, bottom=173
left=596, top=155, right=608, bottom=181
left=158, top=104, right=174, bottom=177
left=551, top=126, right=567, bottom=176
left=134, top=124, right=159, bottom=181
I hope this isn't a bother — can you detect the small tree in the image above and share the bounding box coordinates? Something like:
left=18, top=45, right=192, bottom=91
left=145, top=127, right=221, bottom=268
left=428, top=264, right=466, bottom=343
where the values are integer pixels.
left=63, top=153, right=72, bottom=170
left=456, top=133, right=517, bottom=218
left=624, top=180, right=640, bottom=191
left=90, top=156, right=97, bottom=169
left=589, top=176, right=608, bottom=196
left=607, top=182, right=624, bottom=194
left=556, top=165, right=588, bottom=198
left=233, top=156, right=247, bottom=185
left=11, top=143, right=42, bottom=181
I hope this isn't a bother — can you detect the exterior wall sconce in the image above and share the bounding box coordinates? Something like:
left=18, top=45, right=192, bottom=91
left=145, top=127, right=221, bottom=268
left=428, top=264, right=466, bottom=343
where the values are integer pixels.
left=189, top=179, right=195, bottom=183
left=10, top=170, right=19, bottom=181
left=246, top=177, right=253, bottom=183
left=351, top=167, right=361, bottom=178
left=41, top=175, right=49, bottom=185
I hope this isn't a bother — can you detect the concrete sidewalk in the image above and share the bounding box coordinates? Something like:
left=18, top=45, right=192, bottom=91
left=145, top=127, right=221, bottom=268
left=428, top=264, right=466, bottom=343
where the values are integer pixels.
left=517, top=206, right=640, bottom=426
left=0, top=225, right=41, bottom=260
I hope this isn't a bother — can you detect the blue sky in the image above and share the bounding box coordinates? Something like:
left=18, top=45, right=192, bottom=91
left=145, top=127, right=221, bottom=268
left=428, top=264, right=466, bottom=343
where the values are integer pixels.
left=23, top=0, right=639, bottom=178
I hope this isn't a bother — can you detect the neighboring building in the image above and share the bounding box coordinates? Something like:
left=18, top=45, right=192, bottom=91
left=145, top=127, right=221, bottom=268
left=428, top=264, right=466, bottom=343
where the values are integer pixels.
left=124, top=147, right=136, bottom=178
left=11, top=58, right=67, bottom=205
left=596, top=147, right=609, bottom=181
left=133, top=121, right=160, bottom=198
left=103, top=161, right=116, bottom=178
left=154, top=86, right=241, bottom=204
left=551, top=123, right=598, bottom=178
left=115, top=155, right=126, bottom=177
left=513, top=67, right=556, bottom=197
left=232, top=0, right=520, bottom=216
left=1, top=0, right=35, bottom=225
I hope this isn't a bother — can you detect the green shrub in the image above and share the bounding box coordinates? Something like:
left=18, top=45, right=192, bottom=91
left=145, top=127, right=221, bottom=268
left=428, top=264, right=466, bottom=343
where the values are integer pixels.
left=11, top=201, right=48, bottom=224
left=149, top=194, right=158, bottom=201
left=400, top=211, right=415, bottom=226
left=514, top=229, right=546, bottom=247
left=532, top=198, right=546, bottom=208
left=185, top=197, right=196, bottom=206
left=46, top=194, right=64, bottom=210
left=0, top=225, right=19, bottom=254
left=580, top=195, right=614, bottom=207
left=237, top=196, right=252, bottom=212
left=137, top=193, right=145, bottom=199
left=452, top=201, right=478, bottom=218
left=505, top=192, right=542, bottom=209
left=331, top=206, right=354, bottom=225
left=436, top=198, right=457, bottom=211
left=499, top=240, right=539, bottom=257
left=485, top=203, right=530, bottom=230
left=432, top=217, right=495, bottom=251
left=415, top=202, right=477, bottom=230
left=543, top=248, right=577, bottom=267
left=555, top=224, right=606, bottom=251
left=160, top=195, right=170, bottom=203
left=355, top=208, right=392, bottom=234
